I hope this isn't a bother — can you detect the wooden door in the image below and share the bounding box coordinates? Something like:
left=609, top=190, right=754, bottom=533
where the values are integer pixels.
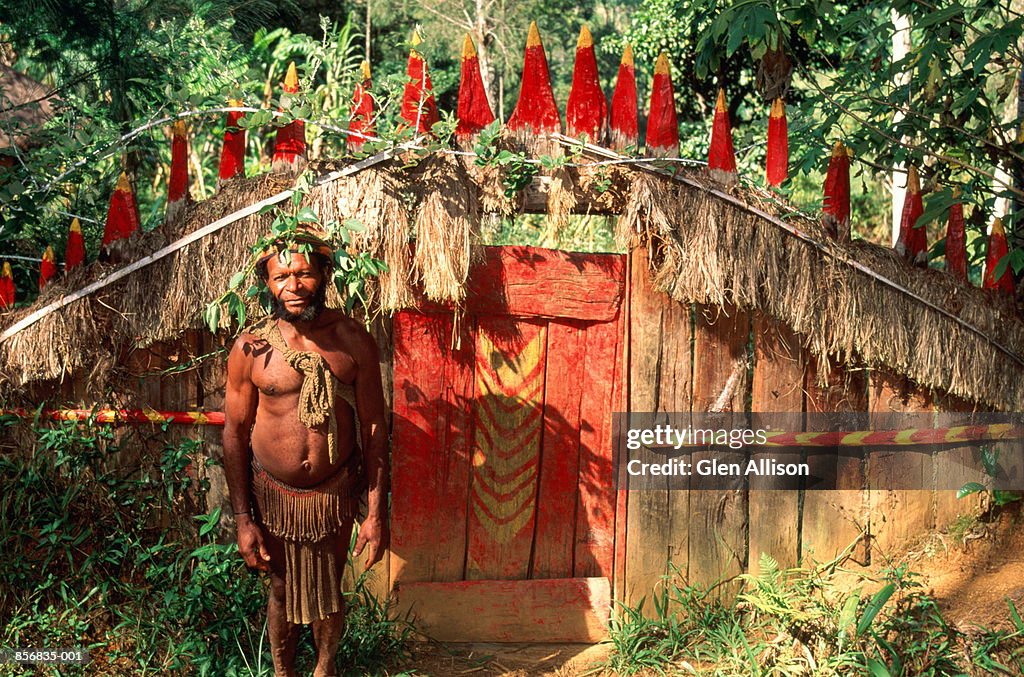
left=390, top=245, right=625, bottom=642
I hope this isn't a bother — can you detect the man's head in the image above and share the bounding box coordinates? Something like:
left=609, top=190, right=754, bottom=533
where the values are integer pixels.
left=257, top=250, right=333, bottom=323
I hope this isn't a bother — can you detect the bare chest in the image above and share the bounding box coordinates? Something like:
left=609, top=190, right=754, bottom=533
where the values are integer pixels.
left=251, top=343, right=358, bottom=397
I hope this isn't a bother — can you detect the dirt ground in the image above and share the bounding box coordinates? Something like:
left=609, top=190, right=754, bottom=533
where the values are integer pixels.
left=401, top=507, right=1024, bottom=677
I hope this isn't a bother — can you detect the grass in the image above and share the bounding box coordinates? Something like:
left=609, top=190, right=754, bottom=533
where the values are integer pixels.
left=0, top=414, right=414, bottom=676
left=604, top=555, right=1024, bottom=676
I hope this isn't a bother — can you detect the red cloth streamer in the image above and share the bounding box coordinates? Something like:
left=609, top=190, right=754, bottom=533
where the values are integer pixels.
left=945, top=193, right=967, bottom=283
left=218, top=99, right=246, bottom=183
left=609, top=44, right=638, bottom=150
left=645, top=53, right=679, bottom=157
left=897, top=166, right=928, bottom=266
left=566, top=25, right=607, bottom=141
left=272, top=63, right=306, bottom=170
left=400, top=33, right=440, bottom=134
left=0, top=262, right=15, bottom=309
left=984, top=218, right=1015, bottom=294
left=38, top=246, right=57, bottom=291
left=708, top=88, right=736, bottom=175
left=455, top=35, right=495, bottom=140
left=765, top=98, right=788, bottom=186
left=64, top=217, right=86, bottom=271
left=101, top=172, right=140, bottom=247
left=822, top=141, right=850, bottom=240
left=348, top=61, right=376, bottom=150
left=507, top=21, right=561, bottom=135
left=167, top=120, right=189, bottom=203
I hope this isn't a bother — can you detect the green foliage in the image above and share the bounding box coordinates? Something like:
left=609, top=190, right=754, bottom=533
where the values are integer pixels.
left=604, top=553, right=1024, bottom=675
left=957, top=444, right=1023, bottom=509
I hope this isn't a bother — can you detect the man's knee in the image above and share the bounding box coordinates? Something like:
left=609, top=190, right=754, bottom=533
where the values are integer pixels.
left=269, top=574, right=287, bottom=603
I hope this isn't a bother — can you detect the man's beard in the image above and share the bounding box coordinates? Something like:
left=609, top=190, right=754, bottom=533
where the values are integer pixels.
left=270, top=284, right=327, bottom=323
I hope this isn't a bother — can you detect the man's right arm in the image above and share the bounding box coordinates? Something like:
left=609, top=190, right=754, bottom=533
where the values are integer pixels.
left=223, top=334, right=270, bottom=572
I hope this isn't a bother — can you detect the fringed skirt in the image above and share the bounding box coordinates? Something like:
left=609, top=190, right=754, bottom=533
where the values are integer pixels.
left=251, top=455, right=363, bottom=625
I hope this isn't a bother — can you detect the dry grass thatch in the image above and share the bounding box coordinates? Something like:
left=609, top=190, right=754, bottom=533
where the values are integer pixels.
left=1, top=153, right=1022, bottom=412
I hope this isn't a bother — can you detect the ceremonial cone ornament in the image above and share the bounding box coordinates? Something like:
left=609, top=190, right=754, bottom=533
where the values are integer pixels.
left=400, top=32, right=439, bottom=135
left=983, top=218, right=1015, bottom=295
left=271, top=63, right=307, bottom=175
left=944, top=191, right=967, bottom=283
left=566, top=26, right=607, bottom=141
left=822, top=142, right=851, bottom=241
left=897, top=166, right=928, bottom=266
left=166, top=119, right=190, bottom=223
left=766, top=98, right=788, bottom=186
left=708, top=88, right=737, bottom=183
left=455, top=35, right=496, bottom=141
left=218, top=99, right=246, bottom=186
left=0, top=262, right=15, bottom=309
left=609, top=44, right=638, bottom=150
left=646, top=53, right=679, bottom=158
left=64, top=217, right=86, bottom=272
left=101, top=172, right=140, bottom=261
left=39, top=246, right=57, bottom=291
left=507, top=22, right=561, bottom=137
left=348, top=61, right=375, bottom=151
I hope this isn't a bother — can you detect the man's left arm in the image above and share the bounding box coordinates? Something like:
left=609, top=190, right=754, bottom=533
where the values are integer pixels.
left=351, top=327, right=390, bottom=568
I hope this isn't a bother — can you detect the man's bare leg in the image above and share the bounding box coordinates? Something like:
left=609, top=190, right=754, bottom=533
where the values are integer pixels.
left=268, top=573, right=300, bottom=676
left=311, top=609, right=345, bottom=677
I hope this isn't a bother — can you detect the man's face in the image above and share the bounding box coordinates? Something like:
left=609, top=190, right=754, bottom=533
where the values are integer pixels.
left=264, top=252, right=327, bottom=323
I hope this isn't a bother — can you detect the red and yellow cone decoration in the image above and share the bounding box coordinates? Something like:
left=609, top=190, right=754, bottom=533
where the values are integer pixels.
left=64, top=217, right=86, bottom=272
left=271, top=62, right=307, bottom=175
left=944, top=189, right=967, bottom=283
left=0, top=262, right=15, bottom=309
left=984, top=218, right=1014, bottom=295
left=646, top=53, right=679, bottom=158
left=766, top=98, right=788, bottom=186
left=101, top=172, right=140, bottom=261
left=218, top=99, right=246, bottom=186
left=896, top=165, right=928, bottom=266
left=822, top=141, right=851, bottom=241
left=348, top=60, right=376, bottom=151
left=455, top=35, right=496, bottom=142
left=609, top=44, right=638, bottom=150
left=708, top=88, right=737, bottom=182
left=400, top=32, right=439, bottom=135
left=166, top=120, right=190, bottom=223
left=507, top=21, right=561, bottom=137
left=566, top=25, right=607, bottom=142
left=38, top=246, right=57, bottom=291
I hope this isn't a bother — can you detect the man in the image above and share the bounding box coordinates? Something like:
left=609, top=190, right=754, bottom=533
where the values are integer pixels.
left=223, top=234, right=389, bottom=677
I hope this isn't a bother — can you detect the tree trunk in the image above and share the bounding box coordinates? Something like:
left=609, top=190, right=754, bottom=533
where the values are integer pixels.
left=890, top=11, right=912, bottom=247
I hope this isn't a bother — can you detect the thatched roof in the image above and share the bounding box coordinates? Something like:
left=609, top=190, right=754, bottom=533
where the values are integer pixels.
left=0, top=65, right=57, bottom=151
left=1, top=155, right=1022, bottom=411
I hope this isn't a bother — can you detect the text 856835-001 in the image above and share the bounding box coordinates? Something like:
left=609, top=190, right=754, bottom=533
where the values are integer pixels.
left=0, top=649, right=90, bottom=665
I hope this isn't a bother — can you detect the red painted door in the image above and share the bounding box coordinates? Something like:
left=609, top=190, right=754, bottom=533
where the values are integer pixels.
left=390, top=245, right=625, bottom=641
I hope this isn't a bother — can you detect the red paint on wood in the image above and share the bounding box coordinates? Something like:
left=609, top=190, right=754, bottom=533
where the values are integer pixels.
left=102, top=172, right=140, bottom=247
left=400, top=34, right=440, bottom=134
left=0, top=407, right=226, bottom=425
left=897, top=166, right=927, bottom=266
left=348, top=61, right=375, bottom=150
left=218, top=100, right=246, bottom=182
left=168, top=120, right=189, bottom=202
left=822, top=142, right=851, bottom=240
left=272, top=63, right=307, bottom=169
left=945, top=197, right=967, bottom=283
left=455, top=35, right=495, bottom=140
left=575, top=305, right=623, bottom=578
left=566, top=26, right=607, bottom=141
left=391, top=311, right=475, bottom=583
left=64, top=218, right=85, bottom=271
left=708, top=89, right=737, bottom=174
left=395, top=576, right=610, bottom=642
left=0, top=262, right=14, bottom=308
left=984, top=218, right=1014, bottom=294
left=609, top=45, right=638, bottom=150
left=532, top=321, right=584, bottom=579
left=38, top=246, right=57, bottom=291
left=766, top=98, right=788, bottom=186
left=646, top=53, right=679, bottom=157
left=507, top=22, right=561, bottom=135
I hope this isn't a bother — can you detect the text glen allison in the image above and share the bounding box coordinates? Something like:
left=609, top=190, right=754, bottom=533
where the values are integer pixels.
left=626, top=458, right=810, bottom=477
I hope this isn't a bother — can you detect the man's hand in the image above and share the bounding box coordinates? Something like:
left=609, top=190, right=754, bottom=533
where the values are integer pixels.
left=353, top=515, right=389, bottom=569
left=237, top=516, right=272, bottom=572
